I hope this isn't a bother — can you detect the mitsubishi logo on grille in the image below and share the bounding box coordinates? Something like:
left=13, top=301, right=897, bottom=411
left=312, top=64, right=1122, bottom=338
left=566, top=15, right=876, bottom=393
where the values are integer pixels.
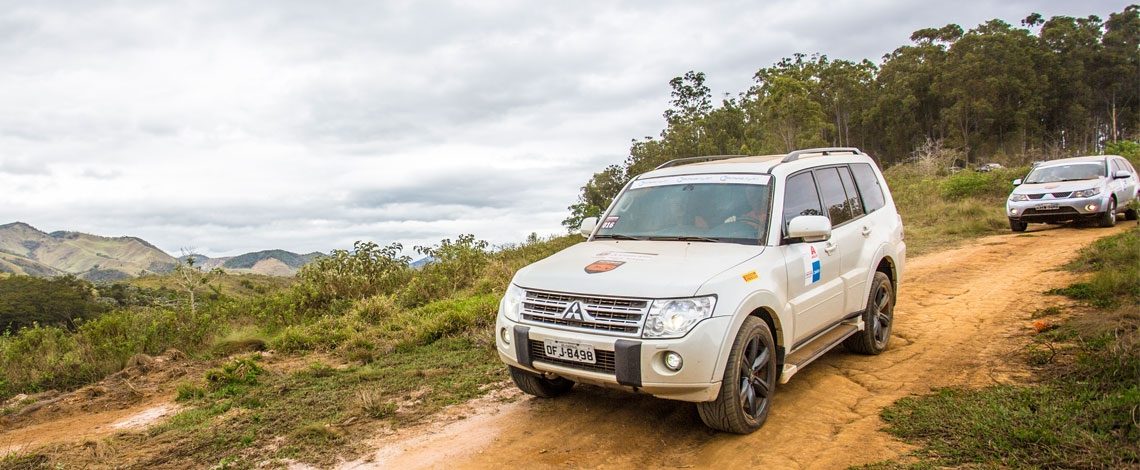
left=562, top=301, right=591, bottom=321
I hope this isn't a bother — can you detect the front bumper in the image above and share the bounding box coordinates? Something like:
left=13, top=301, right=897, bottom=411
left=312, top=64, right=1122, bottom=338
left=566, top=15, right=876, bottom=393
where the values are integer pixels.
left=1006, top=195, right=1110, bottom=223
left=495, top=315, right=729, bottom=402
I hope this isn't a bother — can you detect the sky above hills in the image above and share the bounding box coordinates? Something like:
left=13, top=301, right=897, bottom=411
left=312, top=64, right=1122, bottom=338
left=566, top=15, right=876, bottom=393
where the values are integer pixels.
left=0, top=0, right=1123, bottom=256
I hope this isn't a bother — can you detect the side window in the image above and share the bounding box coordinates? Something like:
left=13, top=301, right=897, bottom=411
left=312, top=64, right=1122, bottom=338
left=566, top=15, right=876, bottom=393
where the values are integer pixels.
left=1110, top=159, right=1122, bottom=172
left=782, top=172, right=823, bottom=233
left=814, top=168, right=855, bottom=226
left=838, top=166, right=865, bottom=219
left=851, top=163, right=886, bottom=213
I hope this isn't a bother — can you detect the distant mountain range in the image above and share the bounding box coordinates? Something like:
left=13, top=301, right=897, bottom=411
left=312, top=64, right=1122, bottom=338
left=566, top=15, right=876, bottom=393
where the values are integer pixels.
left=179, top=250, right=323, bottom=277
left=0, top=222, right=323, bottom=280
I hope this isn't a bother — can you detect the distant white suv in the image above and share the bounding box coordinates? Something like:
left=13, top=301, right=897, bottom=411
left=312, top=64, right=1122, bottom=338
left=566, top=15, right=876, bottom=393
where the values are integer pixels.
left=495, top=148, right=906, bottom=433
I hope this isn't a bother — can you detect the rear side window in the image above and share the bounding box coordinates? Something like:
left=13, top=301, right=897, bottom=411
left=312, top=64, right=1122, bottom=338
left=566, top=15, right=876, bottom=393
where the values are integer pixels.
left=838, top=166, right=865, bottom=219
left=814, top=167, right=855, bottom=226
left=782, top=172, right=823, bottom=232
left=851, top=163, right=886, bottom=213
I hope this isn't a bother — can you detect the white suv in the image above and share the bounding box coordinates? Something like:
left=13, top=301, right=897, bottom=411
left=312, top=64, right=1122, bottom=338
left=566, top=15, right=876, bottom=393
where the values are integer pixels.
left=495, top=148, right=906, bottom=433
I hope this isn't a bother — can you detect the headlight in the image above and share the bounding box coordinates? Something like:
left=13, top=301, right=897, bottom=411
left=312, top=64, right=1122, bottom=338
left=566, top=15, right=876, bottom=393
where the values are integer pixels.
left=1009, top=194, right=1030, bottom=202
left=1072, top=187, right=1101, bottom=198
left=643, top=296, right=716, bottom=339
left=499, top=284, right=525, bottom=321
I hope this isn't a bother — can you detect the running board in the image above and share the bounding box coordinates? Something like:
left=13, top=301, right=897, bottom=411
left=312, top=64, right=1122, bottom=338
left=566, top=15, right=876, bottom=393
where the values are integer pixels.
left=779, top=318, right=863, bottom=384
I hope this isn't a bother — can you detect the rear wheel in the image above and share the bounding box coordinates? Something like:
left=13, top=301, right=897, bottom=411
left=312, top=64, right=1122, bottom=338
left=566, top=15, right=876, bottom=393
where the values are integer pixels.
left=1097, top=198, right=1117, bottom=228
left=508, top=366, right=574, bottom=398
left=1009, top=218, right=1028, bottom=232
left=697, top=317, right=777, bottom=434
left=844, top=271, right=894, bottom=355
left=1125, top=206, right=1138, bottom=221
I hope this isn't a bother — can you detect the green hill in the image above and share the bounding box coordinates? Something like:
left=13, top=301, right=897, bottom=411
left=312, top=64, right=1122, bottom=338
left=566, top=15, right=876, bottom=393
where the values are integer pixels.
left=0, top=222, right=178, bottom=281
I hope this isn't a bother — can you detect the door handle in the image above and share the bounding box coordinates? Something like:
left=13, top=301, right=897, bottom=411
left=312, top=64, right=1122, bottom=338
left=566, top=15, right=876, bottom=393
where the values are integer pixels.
left=861, top=226, right=872, bottom=237
left=824, top=241, right=837, bottom=254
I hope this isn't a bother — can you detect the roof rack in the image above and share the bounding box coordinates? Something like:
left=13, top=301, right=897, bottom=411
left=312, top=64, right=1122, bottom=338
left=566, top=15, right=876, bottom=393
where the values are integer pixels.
left=781, top=147, right=864, bottom=163
left=655, top=155, right=750, bottom=170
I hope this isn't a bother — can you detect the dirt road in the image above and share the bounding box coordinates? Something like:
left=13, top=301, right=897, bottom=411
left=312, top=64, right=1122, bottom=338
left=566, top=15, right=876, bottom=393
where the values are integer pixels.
left=346, top=224, right=1132, bottom=469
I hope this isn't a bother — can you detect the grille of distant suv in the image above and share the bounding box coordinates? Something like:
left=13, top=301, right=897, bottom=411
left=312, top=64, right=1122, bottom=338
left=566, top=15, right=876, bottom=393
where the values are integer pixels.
left=520, top=289, right=648, bottom=336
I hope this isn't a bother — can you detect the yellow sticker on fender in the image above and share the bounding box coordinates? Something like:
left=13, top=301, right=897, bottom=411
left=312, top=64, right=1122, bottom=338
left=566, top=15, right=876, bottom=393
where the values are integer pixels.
left=742, top=271, right=758, bottom=282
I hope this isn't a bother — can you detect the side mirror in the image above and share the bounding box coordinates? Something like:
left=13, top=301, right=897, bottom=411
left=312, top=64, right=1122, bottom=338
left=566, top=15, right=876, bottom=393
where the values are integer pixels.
left=579, top=217, right=598, bottom=238
left=1115, top=170, right=1132, bottom=179
left=786, top=215, right=831, bottom=242
left=1012, top=178, right=1023, bottom=186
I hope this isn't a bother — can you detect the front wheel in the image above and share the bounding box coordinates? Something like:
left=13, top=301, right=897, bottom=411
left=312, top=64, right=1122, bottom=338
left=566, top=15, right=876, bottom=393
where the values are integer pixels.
left=844, top=271, right=895, bottom=355
left=1097, top=198, right=1117, bottom=228
left=1009, top=218, right=1028, bottom=232
left=508, top=366, right=574, bottom=398
left=697, top=317, right=778, bottom=434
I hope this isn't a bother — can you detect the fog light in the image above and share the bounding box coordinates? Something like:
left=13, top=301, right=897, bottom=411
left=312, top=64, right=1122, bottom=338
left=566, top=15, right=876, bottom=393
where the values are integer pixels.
left=1009, top=208, right=1018, bottom=215
left=500, top=327, right=511, bottom=345
left=1085, top=204, right=1097, bottom=211
left=664, top=351, right=683, bottom=371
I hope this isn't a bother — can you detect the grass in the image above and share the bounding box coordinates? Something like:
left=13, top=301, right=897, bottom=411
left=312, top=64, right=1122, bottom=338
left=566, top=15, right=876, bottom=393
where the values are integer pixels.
left=115, top=336, right=505, bottom=467
left=877, top=227, right=1140, bottom=468
left=884, top=164, right=1025, bottom=255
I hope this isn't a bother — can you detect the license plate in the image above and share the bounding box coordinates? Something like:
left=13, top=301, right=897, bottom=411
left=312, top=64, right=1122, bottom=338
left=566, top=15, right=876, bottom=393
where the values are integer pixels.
left=542, top=339, right=596, bottom=364
left=1035, top=203, right=1060, bottom=210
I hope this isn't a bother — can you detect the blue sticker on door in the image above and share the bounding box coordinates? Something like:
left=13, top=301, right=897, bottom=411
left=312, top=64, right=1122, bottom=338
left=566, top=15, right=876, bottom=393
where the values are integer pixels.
left=802, top=245, right=822, bottom=286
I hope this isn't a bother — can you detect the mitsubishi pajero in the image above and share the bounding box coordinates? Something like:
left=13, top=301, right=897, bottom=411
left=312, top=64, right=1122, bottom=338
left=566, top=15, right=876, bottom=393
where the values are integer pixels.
left=495, top=147, right=906, bottom=433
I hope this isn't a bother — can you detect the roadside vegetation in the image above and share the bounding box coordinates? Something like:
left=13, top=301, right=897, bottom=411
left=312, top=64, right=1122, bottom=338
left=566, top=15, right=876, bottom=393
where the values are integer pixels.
left=875, top=227, right=1140, bottom=468
left=0, top=233, right=578, bottom=467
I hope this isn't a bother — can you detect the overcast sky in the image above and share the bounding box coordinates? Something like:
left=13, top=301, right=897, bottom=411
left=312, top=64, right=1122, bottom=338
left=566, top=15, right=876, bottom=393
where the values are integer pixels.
left=0, top=1, right=1127, bottom=256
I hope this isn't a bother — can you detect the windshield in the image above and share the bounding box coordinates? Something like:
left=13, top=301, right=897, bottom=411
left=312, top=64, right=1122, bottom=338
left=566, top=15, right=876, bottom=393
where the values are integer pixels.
left=594, top=174, right=771, bottom=245
left=1024, top=162, right=1105, bottom=184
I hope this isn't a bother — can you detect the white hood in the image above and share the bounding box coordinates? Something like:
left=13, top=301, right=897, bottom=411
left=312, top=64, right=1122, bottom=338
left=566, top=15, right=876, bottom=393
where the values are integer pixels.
left=513, top=240, right=764, bottom=298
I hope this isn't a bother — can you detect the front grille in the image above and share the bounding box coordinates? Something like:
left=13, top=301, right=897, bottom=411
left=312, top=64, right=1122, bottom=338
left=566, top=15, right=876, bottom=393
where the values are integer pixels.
left=528, top=339, right=616, bottom=373
left=1022, top=206, right=1080, bottom=216
left=520, top=289, right=649, bottom=336
left=1028, top=192, right=1074, bottom=200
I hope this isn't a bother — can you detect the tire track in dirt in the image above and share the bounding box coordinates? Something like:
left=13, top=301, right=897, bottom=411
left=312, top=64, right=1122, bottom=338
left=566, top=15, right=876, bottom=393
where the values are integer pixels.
left=345, top=224, right=1132, bottom=469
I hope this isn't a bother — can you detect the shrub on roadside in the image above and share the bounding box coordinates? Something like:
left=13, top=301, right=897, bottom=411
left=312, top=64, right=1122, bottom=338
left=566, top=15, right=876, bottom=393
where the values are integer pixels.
left=397, top=235, right=490, bottom=308
left=295, top=241, right=412, bottom=311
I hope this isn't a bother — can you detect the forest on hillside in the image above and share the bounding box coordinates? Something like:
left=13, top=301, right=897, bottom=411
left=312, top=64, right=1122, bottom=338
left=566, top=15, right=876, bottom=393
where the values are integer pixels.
left=564, top=6, right=1140, bottom=229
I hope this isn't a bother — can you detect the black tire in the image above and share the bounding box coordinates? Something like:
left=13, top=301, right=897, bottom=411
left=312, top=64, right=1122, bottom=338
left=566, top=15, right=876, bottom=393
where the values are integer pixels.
left=697, top=317, right=778, bottom=434
left=844, top=271, right=894, bottom=355
left=1125, top=207, right=1138, bottom=221
left=1009, top=218, right=1028, bottom=232
left=1097, top=198, right=1117, bottom=228
left=508, top=366, right=574, bottom=398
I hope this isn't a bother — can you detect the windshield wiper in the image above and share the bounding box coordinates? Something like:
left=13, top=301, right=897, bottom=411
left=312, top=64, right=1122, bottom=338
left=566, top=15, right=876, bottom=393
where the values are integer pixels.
left=594, top=234, right=647, bottom=241
left=648, top=236, right=722, bottom=243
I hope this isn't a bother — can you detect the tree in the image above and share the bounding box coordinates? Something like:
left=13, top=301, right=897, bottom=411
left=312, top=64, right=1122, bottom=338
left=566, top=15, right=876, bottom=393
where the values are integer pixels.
left=173, top=251, right=222, bottom=316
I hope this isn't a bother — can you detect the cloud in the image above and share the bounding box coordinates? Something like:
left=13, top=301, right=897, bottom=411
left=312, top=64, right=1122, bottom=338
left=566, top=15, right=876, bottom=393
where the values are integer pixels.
left=0, top=157, right=49, bottom=175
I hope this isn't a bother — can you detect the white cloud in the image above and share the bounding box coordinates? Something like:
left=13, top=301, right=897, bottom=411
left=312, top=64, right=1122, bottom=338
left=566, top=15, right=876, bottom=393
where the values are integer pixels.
left=0, top=0, right=1122, bottom=256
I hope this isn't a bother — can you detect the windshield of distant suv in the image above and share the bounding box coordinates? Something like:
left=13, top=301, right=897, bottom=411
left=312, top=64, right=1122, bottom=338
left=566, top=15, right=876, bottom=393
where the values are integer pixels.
left=594, top=174, right=772, bottom=245
left=1024, top=162, right=1106, bottom=184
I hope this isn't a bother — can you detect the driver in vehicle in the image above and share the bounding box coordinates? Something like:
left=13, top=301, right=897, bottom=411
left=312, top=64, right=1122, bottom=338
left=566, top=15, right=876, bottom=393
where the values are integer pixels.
left=723, top=186, right=769, bottom=230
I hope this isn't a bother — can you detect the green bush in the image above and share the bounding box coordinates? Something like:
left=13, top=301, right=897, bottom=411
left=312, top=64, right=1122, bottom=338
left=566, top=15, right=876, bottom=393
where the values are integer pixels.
left=0, top=307, right=218, bottom=399
left=295, top=241, right=412, bottom=311
left=1105, top=140, right=1140, bottom=169
left=0, top=275, right=107, bottom=331
left=939, top=169, right=1019, bottom=200
left=397, top=234, right=490, bottom=308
